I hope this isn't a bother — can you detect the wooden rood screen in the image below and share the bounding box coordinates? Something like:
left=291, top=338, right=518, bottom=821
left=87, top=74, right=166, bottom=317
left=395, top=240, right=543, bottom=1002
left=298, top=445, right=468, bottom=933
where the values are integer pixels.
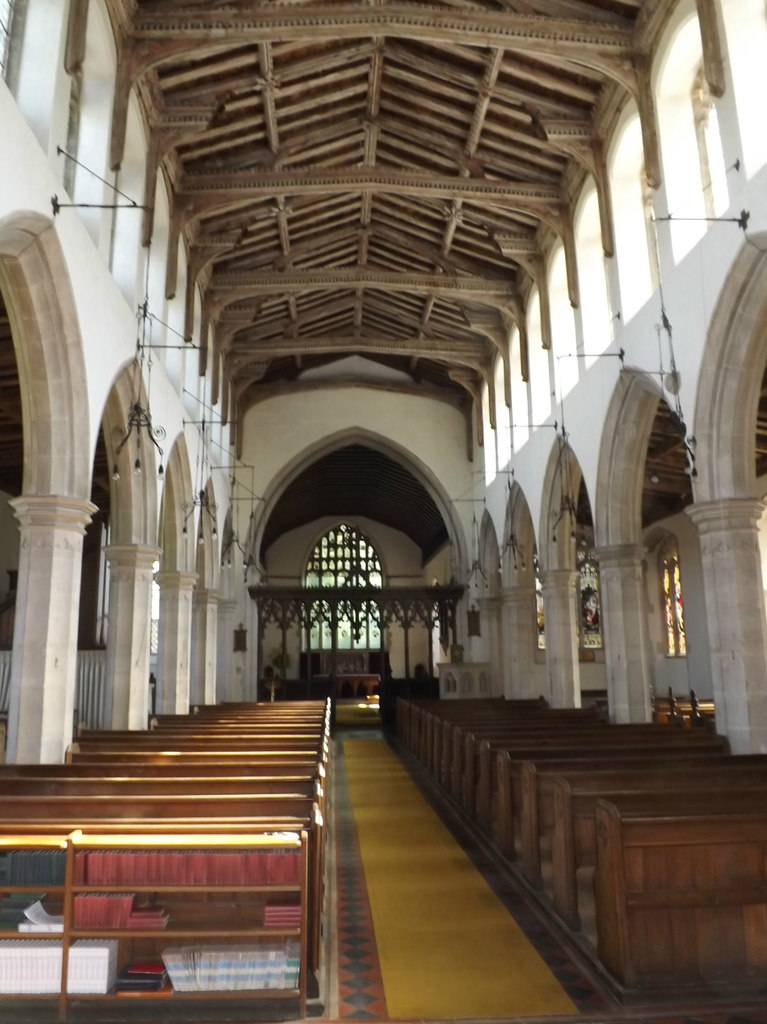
left=396, top=696, right=767, bottom=1001
left=0, top=700, right=330, bottom=1017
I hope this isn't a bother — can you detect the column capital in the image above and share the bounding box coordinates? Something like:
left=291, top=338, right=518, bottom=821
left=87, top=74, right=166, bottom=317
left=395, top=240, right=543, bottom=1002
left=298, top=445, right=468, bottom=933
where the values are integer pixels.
left=686, top=497, right=766, bottom=533
left=104, top=544, right=162, bottom=570
left=594, top=543, right=646, bottom=568
left=193, top=587, right=220, bottom=608
left=10, top=494, right=97, bottom=532
left=155, top=570, right=199, bottom=592
left=540, top=568, right=579, bottom=590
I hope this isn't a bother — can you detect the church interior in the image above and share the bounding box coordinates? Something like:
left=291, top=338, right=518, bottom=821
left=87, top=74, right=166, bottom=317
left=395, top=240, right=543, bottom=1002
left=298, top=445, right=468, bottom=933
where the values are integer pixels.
left=1, top=0, right=767, bottom=1021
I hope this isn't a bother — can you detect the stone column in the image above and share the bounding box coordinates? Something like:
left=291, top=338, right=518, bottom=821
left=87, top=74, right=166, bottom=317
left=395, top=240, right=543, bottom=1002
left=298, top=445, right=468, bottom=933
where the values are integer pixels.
left=478, top=596, right=503, bottom=696
left=687, top=499, right=767, bottom=753
left=6, top=496, right=96, bottom=763
left=217, top=597, right=238, bottom=702
left=501, top=585, right=538, bottom=699
left=596, top=544, right=653, bottom=723
left=154, top=570, right=197, bottom=715
left=191, top=587, right=219, bottom=707
left=104, top=545, right=161, bottom=730
left=540, top=569, right=581, bottom=707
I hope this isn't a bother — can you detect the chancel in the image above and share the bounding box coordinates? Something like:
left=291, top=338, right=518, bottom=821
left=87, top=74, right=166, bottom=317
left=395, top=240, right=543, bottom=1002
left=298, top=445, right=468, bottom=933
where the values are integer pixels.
left=0, top=1, right=766, bottom=1021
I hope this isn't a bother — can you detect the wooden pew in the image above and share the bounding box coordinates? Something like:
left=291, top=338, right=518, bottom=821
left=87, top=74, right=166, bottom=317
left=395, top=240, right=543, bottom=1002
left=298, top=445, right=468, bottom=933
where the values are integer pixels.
left=593, top=792, right=767, bottom=994
left=493, top=741, right=732, bottom=863
left=475, top=729, right=729, bottom=833
left=545, top=759, right=767, bottom=929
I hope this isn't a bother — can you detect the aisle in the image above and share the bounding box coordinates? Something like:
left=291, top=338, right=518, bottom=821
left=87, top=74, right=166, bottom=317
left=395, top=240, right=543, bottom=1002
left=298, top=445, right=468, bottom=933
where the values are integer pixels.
left=336, top=735, right=577, bottom=1020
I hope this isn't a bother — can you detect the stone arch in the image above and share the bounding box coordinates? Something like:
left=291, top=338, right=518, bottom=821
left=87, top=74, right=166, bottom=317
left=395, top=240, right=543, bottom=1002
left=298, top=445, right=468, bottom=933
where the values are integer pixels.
left=595, top=369, right=662, bottom=546
left=102, top=364, right=161, bottom=546
left=193, top=478, right=220, bottom=591
left=160, top=435, right=195, bottom=573
left=254, top=427, right=469, bottom=579
left=538, top=431, right=585, bottom=571
left=694, top=236, right=767, bottom=503
left=500, top=478, right=536, bottom=588
left=0, top=213, right=91, bottom=498
left=479, top=507, right=501, bottom=599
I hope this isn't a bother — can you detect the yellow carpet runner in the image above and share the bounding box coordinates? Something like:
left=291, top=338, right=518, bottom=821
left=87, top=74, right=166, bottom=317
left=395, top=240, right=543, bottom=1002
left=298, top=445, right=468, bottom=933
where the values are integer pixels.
left=343, top=737, right=576, bottom=1019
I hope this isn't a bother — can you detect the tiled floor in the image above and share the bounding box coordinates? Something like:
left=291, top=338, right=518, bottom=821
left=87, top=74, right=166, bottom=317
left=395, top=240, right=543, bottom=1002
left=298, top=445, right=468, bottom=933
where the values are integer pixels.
left=331, top=724, right=767, bottom=1024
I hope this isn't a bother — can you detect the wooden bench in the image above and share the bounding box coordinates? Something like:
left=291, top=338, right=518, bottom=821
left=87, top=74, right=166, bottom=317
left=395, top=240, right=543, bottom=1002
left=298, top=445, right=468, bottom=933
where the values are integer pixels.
left=544, top=758, right=767, bottom=930
left=593, top=792, right=767, bottom=994
left=474, top=729, right=730, bottom=833
left=493, top=741, right=732, bottom=863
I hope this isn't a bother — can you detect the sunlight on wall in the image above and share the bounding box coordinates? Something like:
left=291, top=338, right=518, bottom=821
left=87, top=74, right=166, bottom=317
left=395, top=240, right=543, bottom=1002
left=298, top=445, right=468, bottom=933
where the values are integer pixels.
left=510, top=326, right=530, bottom=450
left=609, top=111, right=654, bottom=322
left=482, top=378, right=496, bottom=485
left=655, top=14, right=709, bottom=262
left=495, top=354, right=511, bottom=473
left=111, top=98, right=145, bottom=307
left=72, top=0, right=116, bottom=251
left=528, top=288, right=552, bottom=424
left=550, top=246, right=579, bottom=401
left=721, top=0, right=767, bottom=177
left=575, top=187, right=612, bottom=367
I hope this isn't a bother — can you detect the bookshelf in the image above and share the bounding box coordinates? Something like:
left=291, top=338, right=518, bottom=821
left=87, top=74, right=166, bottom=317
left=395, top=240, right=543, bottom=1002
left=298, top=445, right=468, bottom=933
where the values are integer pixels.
left=0, top=830, right=309, bottom=1017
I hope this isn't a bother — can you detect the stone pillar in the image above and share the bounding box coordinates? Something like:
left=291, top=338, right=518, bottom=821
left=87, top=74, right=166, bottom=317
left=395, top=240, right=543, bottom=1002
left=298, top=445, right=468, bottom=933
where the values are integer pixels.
left=104, top=545, right=161, bottom=730
left=596, top=544, right=653, bottom=723
left=191, top=587, right=219, bottom=707
left=540, top=569, right=581, bottom=707
left=687, top=499, right=767, bottom=753
left=478, top=596, right=503, bottom=696
left=154, top=571, right=197, bottom=715
left=501, top=585, right=538, bottom=699
left=6, top=496, right=96, bottom=763
left=217, top=597, right=238, bottom=702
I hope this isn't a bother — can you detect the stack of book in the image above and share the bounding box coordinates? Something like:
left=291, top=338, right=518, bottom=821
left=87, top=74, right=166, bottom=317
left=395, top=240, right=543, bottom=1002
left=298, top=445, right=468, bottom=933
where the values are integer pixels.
left=74, top=847, right=302, bottom=885
left=67, top=939, right=119, bottom=994
left=263, top=902, right=301, bottom=929
left=115, top=959, right=170, bottom=994
left=73, top=894, right=168, bottom=929
left=162, top=942, right=300, bottom=992
left=0, top=938, right=118, bottom=994
left=0, top=893, right=47, bottom=930
left=0, top=850, right=66, bottom=885
left=18, top=898, right=64, bottom=933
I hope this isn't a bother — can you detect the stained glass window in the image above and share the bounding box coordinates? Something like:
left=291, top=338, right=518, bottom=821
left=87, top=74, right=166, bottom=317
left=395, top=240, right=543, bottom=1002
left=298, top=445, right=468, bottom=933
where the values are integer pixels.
left=661, top=544, right=686, bottom=657
left=305, top=523, right=382, bottom=651
left=577, top=551, right=602, bottom=649
left=534, top=552, right=545, bottom=649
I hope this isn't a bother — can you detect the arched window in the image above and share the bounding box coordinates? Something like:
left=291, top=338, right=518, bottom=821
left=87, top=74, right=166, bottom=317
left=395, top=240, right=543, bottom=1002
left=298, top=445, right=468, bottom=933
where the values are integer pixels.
left=577, top=550, right=602, bottom=649
left=609, top=109, right=655, bottom=321
left=305, top=523, right=383, bottom=651
left=691, top=67, right=728, bottom=220
left=534, top=551, right=545, bottom=650
left=659, top=539, right=686, bottom=656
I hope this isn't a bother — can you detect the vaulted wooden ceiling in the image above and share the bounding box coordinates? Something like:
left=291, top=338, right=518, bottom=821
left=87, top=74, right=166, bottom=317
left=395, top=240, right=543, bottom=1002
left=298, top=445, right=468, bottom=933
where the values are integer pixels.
left=99, top=0, right=666, bottom=461
left=0, top=1, right=752, bottom=542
